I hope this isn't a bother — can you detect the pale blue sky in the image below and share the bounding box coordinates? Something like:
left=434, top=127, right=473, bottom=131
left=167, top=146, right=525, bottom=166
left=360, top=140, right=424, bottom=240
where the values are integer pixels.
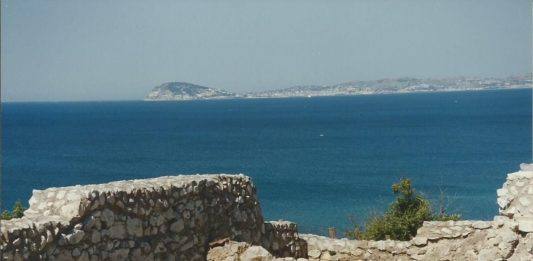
left=1, top=0, right=531, bottom=102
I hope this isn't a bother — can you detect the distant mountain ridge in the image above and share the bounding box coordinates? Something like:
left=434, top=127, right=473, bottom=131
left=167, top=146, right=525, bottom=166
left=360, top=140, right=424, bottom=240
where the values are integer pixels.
left=144, top=75, right=531, bottom=101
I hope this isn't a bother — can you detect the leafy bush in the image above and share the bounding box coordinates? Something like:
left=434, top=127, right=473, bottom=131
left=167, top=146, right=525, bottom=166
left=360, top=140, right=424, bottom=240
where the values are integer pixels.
left=0, top=201, right=26, bottom=220
left=345, top=178, right=460, bottom=241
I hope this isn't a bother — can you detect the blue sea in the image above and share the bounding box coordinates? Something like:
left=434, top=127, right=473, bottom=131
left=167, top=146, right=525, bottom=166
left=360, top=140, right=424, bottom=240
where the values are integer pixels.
left=2, top=89, right=531, bottom=235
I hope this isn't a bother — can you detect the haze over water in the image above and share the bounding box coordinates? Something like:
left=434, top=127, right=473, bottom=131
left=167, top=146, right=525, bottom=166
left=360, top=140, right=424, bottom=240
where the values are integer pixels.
left=2, top=89, right=531, bottom=234
left=2, top=0, right=530, bottom=102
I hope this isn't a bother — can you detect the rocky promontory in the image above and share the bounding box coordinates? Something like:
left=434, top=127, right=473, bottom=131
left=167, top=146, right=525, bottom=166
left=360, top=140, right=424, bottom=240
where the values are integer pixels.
left=144, top=82, right=238, bottom=101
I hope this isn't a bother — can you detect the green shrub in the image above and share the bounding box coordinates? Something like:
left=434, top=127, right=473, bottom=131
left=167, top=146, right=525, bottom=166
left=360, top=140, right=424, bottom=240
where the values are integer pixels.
left=345, top=178, right=460, bottom=241
left=0, top=201, right=26, bottom=220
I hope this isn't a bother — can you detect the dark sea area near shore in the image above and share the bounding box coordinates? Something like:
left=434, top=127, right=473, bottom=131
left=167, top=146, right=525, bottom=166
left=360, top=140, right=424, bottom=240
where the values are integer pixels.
left=2, top=89, right=531, bottom=234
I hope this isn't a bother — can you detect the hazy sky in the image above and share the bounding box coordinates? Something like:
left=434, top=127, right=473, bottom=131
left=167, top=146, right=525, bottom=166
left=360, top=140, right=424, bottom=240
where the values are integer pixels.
left=2, top=0, right=531, bottom=102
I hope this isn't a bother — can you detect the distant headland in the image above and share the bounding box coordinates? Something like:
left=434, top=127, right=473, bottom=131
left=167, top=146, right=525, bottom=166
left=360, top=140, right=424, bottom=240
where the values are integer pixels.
left=144, top=75, right=532, bottom=101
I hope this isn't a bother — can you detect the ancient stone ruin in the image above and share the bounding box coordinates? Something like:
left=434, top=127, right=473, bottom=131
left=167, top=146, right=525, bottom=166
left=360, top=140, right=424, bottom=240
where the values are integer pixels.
left=1, top=165, right=533, bottom=260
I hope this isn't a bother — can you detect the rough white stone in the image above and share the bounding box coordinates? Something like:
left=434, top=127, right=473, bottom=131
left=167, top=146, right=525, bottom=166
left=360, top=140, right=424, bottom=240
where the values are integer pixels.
left=65, top=230, right=85, bottom=245
left=497, top=189, right=508, bottom=197
left=240, top=246, right=274, bottom=261
left=472, top=221, right=492, bottom=230
left=518, top=197, right=531, bottom=206
left=411, top=237, right=428, bottom=246
left=520, top=163, right=533, bottom=171
left=516, top=217, right=533, bottom=233
left=308, top=249, right=321, bottom=258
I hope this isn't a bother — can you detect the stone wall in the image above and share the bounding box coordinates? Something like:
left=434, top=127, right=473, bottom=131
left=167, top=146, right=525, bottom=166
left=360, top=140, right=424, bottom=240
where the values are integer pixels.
left=2, top=164, right=533, bottom=261
left=0, top=174, right=301, bottom=260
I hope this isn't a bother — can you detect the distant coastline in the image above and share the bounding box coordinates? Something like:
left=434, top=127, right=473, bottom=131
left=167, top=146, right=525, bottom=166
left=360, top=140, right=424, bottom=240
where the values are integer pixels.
left=144, top=75, right=532, bottom=101
left=2, top=84, right=530, bottom=104
left=237, top=84, right=532, bottom=100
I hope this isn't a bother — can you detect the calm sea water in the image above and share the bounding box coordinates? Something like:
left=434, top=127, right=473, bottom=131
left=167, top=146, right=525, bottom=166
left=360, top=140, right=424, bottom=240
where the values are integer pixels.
left=2, top=89, right=531, bottom=234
